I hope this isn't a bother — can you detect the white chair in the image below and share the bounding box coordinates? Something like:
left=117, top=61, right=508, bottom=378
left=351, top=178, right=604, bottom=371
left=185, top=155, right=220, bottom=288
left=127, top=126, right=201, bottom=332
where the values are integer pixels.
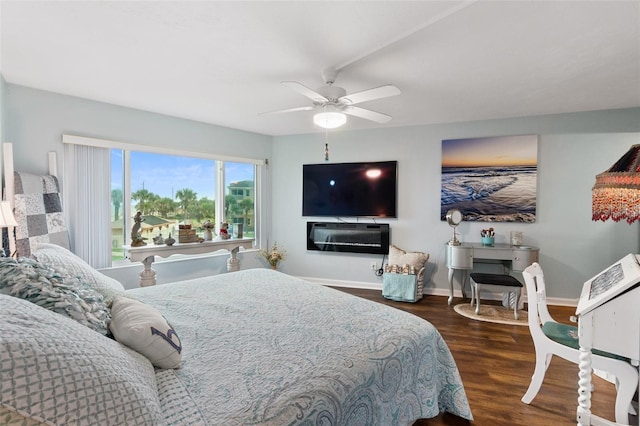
left=521, top=262, right=638, bottom=425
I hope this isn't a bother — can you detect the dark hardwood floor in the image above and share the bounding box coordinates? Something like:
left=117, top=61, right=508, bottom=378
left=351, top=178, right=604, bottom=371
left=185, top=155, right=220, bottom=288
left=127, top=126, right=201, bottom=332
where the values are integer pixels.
left=333, top=287, right=636, bottom=426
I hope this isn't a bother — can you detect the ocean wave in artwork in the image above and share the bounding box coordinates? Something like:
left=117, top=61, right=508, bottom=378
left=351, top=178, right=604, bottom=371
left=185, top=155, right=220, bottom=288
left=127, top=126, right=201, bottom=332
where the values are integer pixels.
left=441, top=166, right=537, bottom=222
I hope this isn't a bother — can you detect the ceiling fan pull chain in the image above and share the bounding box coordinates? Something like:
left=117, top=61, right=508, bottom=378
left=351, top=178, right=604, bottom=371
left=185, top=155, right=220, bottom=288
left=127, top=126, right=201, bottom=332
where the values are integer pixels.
left=324, top=128, right=329, bottom=161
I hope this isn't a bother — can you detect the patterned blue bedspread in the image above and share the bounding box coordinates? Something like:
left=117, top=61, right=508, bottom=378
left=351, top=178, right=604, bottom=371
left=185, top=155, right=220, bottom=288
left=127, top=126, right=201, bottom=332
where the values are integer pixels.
left=128, top=269, right=472, bottom=425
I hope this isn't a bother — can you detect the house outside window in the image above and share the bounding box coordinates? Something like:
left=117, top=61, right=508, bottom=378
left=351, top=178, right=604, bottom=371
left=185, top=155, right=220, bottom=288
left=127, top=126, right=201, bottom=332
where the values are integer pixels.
left=225, top=174, right=255, bottom=234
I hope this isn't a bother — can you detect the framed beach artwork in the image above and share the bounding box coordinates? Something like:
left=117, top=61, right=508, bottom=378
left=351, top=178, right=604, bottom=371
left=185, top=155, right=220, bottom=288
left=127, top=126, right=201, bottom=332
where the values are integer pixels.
left=440, top=135, right=538, bottom=222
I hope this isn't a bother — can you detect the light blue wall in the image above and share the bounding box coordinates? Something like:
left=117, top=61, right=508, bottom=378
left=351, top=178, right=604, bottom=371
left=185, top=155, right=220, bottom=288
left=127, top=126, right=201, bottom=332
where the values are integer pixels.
left=0, top=76, right=6, bottom=183
left=0, top=76, right=6, bottom=143
left=4, top=84, right=271, bottom=176
left=272, top=109, right=640, bottom=301
left=4, top=81, right=640, bottom=300
left=3, top=83, right=272, bottom=287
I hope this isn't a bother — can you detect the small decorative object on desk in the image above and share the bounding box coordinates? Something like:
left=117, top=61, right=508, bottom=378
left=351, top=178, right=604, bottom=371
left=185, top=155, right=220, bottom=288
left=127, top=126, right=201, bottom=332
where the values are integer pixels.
left=481, top=228, right=495, bottom=246
left=178, top=223, right=199, bottom=243
left=202, top=220, right=214, bottom=241
left=152, top=234, right=164, bottom=245
left=130, top=211, right=147, bottom=247
left=218, top=222, right=231, bottom=240
left=510, top=231, right=523, bottom=246
left=259, top=242, right=286, bottom=270
left=165, top=233, right=175, bottom=246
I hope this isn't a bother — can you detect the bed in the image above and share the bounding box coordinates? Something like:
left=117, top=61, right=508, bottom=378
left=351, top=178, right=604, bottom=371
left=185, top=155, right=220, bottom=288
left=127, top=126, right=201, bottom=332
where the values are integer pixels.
left=0, top=243, right=472, bottom=425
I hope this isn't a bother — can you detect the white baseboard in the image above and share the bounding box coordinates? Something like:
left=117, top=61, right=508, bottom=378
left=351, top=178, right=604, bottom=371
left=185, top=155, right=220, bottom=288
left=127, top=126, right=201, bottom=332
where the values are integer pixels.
left=297, top=276, right=578, bottom=307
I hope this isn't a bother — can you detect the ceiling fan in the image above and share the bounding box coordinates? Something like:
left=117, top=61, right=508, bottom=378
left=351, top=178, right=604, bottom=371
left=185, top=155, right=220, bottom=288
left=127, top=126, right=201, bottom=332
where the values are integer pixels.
left=262, top=68, right=401, bottom=129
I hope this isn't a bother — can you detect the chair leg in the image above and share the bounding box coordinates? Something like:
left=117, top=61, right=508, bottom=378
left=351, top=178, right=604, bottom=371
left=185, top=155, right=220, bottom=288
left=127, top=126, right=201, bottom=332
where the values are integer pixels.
left=522, top=351, right=553, bottom=404
left=513, top=289, right=520, bottom=320
left=475, top=283, right=481, bottom=314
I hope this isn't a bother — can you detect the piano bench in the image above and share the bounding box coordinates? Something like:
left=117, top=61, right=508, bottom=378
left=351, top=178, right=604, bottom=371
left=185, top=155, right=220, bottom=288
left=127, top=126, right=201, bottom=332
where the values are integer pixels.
left=470, top=273, right=523, bottom=320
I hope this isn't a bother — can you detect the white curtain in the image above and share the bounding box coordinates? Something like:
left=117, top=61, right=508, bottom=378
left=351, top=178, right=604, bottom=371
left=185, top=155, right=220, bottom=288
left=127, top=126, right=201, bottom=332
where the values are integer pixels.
left=63, top=143, right=112, bottom=268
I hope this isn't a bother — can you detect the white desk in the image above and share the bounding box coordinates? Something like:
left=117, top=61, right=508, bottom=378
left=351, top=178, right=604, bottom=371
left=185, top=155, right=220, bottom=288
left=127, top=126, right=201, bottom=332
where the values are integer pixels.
left=576, top=254, right=640, bottom=426
left=445, top=243, right=539, bottom=305
left=124, top=238, right=254, bottom=287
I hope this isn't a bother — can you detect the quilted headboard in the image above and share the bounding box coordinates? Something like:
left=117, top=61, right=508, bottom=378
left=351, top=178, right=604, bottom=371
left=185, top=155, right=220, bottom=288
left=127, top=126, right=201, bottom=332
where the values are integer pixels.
left=13, top=171, right=70, bottom=258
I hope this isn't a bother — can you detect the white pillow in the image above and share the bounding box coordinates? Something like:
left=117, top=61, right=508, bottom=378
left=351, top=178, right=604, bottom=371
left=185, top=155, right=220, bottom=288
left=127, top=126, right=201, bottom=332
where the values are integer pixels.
left=0, top=294, right=163, bottom=425
left=110, top=296, right=183, bottom=369
left=31, top=242, right=125, bottom=305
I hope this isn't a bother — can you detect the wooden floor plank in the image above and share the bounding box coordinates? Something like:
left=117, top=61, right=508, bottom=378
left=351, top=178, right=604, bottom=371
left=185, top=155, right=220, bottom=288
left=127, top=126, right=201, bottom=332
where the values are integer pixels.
left=332, top=287, right=636, bottom=426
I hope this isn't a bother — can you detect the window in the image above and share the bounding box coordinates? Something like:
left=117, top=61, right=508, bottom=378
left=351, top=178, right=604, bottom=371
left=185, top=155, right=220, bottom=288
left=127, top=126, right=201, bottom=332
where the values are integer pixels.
left=111, top=151, right=256, bottom=264
left=63, top=135, right=261, bottom=267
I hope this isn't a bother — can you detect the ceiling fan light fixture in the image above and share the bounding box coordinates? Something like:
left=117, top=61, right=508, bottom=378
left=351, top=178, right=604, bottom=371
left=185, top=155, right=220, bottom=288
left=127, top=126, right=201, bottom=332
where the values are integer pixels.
left=314, top=109, right=347, bottom=129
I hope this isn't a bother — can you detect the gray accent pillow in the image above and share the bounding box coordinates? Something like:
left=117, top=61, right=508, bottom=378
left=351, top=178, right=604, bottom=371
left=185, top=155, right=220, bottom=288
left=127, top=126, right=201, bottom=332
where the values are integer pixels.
left=0, top=257, right=111, bottom=335
left=0, top=294, right=163, bottom=425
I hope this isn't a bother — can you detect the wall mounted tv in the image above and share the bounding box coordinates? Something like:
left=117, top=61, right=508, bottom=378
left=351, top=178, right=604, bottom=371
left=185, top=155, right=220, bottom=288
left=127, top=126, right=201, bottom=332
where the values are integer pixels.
left=302, top=160, right=397, bottom=218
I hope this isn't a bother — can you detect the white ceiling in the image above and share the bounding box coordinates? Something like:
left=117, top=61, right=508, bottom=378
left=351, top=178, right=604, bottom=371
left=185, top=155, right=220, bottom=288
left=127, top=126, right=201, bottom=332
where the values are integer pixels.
left=1, top=1, right=639, bottom=136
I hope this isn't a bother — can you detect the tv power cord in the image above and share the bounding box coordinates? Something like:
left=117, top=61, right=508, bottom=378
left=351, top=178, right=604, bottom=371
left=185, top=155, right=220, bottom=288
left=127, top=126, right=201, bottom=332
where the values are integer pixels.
left=374, top=266, right=384, bottom=277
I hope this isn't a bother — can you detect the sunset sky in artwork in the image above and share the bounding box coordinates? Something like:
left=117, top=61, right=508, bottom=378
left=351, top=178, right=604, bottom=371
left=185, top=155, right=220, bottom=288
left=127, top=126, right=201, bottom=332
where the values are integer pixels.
left=441, top=135, right=538, bottom=168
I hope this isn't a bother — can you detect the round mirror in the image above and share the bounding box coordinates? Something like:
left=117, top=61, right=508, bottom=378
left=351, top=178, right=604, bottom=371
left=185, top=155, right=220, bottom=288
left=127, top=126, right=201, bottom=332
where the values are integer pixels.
left=446, top=209, right=463, bottom=227
left=445, top=209, right=463, bottom=245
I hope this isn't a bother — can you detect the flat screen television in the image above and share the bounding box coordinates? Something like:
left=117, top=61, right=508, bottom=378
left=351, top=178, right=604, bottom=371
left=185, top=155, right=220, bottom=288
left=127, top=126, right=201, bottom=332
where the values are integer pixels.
left=302, top=160, right=397, bottom=218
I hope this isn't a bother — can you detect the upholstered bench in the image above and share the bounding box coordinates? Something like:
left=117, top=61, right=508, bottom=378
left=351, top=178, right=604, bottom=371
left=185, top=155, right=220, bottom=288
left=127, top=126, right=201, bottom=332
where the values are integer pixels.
left=470, top=273, right=523, bottom=319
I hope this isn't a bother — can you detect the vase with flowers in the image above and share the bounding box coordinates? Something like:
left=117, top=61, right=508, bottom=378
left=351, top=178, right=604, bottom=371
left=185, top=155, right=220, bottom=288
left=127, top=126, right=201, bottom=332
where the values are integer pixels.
left=260, top=242, right=286, bottom=270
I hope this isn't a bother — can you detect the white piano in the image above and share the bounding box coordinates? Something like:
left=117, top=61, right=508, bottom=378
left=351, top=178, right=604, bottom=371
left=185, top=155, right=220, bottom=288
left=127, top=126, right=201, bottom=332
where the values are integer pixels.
left=576, top=253, right=640, bottom=426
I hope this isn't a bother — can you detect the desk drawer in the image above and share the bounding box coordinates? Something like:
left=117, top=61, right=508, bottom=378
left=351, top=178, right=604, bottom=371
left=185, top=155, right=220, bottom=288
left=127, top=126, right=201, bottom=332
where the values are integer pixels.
left=512, top=248, right=539, bottom=271
left=447, top=245, right=473, bottom=269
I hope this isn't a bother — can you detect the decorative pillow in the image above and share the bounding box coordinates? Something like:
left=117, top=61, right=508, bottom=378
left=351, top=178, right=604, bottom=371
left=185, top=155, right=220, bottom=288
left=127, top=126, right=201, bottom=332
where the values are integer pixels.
left=389, top=245, right=428, bottom=272
left=31, top=242, right=125, bottom=305
left=0, top=257, right=111, bottom=335
left=0, top=294, right=163, bottom=425
left=110, top=296, right=183, bottom=369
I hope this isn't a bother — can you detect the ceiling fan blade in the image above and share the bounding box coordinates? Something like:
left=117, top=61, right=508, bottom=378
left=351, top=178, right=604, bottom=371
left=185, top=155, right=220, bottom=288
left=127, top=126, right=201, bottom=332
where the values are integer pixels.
left=339, top=84, right=400, bottom=105
left=343, top=106, right=392, bottom=123
left=260, top=105, right=314, bottom=115
left=282, top=81, right=328, bottom=103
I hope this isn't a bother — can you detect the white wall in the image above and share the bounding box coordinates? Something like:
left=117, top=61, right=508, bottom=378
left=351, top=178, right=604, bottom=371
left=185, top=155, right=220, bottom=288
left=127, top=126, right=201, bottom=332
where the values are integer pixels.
left=272, top=109, right=640, bottom=301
